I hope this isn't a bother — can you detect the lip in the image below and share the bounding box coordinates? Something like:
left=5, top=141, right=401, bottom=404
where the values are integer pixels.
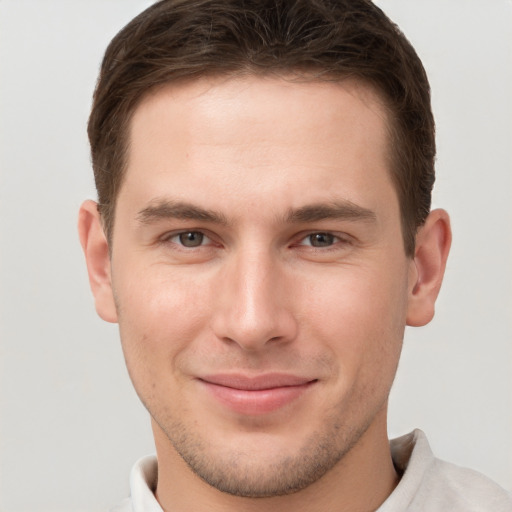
left=198, top=373, right=317, bottom=415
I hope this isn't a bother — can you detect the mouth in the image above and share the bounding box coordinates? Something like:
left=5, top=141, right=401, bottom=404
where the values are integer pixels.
left=197, top=373, right=318, bottom=415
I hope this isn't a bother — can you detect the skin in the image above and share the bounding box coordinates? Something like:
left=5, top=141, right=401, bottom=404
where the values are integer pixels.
left=79, top=76, right=451, bottom=512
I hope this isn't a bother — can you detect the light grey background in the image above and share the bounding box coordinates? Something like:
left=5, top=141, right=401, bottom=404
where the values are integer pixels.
left=0, top=1, right=511, bottom=511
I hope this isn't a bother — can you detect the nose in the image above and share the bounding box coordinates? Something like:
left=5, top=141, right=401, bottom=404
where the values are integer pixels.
left=211, top=247, right=298, bottom=351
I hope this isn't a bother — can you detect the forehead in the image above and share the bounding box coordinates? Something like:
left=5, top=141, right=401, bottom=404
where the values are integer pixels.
left=120, top=75, right=396, bottom=222
left=130, top=75, right=391, bottom=149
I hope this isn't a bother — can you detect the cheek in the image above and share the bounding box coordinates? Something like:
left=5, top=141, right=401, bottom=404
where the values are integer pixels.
left=113, top=264, right=216, bottom=380
left=301, top=264, right=408, bottom=380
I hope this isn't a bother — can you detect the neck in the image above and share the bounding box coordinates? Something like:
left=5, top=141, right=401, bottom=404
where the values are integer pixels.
left=153, top=411, right=399, bottom=512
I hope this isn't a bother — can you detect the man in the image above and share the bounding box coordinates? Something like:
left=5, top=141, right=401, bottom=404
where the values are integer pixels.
left=78, top=0, right=512, bottom=510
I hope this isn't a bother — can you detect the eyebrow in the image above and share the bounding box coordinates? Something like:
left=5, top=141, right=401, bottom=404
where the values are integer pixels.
left=137, top=200, right=228, bottom=225
left=136, top=199, right=376, bottom=226
left=285, top=201, right=377, bottom=224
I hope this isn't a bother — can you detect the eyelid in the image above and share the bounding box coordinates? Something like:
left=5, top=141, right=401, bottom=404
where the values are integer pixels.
left=294, top=231, right=352, bottom=247
left=160, top=229, right=216, bottom=247
left=157, top=228, right=352, bottom=250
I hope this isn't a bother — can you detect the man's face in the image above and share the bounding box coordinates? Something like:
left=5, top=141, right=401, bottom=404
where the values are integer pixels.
left=106, top=77, right=416, bottom=496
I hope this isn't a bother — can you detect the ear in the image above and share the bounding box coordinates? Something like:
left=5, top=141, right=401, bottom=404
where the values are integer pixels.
left=78, top=200, right=118, bottom=323
left=406, top=209, right=452, bottom=327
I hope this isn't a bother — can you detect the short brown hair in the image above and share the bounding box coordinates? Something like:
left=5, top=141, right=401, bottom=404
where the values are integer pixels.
left=88, top=0, right=435, bottom=256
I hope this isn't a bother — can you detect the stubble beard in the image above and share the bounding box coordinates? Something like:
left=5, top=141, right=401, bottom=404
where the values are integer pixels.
left=155, top=409, right=375, bottom=498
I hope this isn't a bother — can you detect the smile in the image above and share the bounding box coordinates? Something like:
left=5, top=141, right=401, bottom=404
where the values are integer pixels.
left=197, top=374, right=317, bottom=415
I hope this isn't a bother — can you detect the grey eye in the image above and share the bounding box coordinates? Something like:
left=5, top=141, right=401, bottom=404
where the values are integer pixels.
left=178, top=231, right=204, bottom=247
left=308, top=233, right=335, bottom=247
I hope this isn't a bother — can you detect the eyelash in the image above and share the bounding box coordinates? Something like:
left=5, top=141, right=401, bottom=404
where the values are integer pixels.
left=296, top=232, right=347, bottom=249
left=160, top=230, right=351, bottom=250
left=162, top=230, right=215, bottom=249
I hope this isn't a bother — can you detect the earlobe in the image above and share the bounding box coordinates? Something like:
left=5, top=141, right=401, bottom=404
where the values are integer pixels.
left=78, top=200, right=118, bottom=323
left=406, top=209, right=452, bottom=327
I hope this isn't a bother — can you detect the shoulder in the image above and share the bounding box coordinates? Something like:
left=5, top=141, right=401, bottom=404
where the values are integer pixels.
left=382, top=430, right=512, bottom=512
left=418, top=457, right=512, bottom=512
